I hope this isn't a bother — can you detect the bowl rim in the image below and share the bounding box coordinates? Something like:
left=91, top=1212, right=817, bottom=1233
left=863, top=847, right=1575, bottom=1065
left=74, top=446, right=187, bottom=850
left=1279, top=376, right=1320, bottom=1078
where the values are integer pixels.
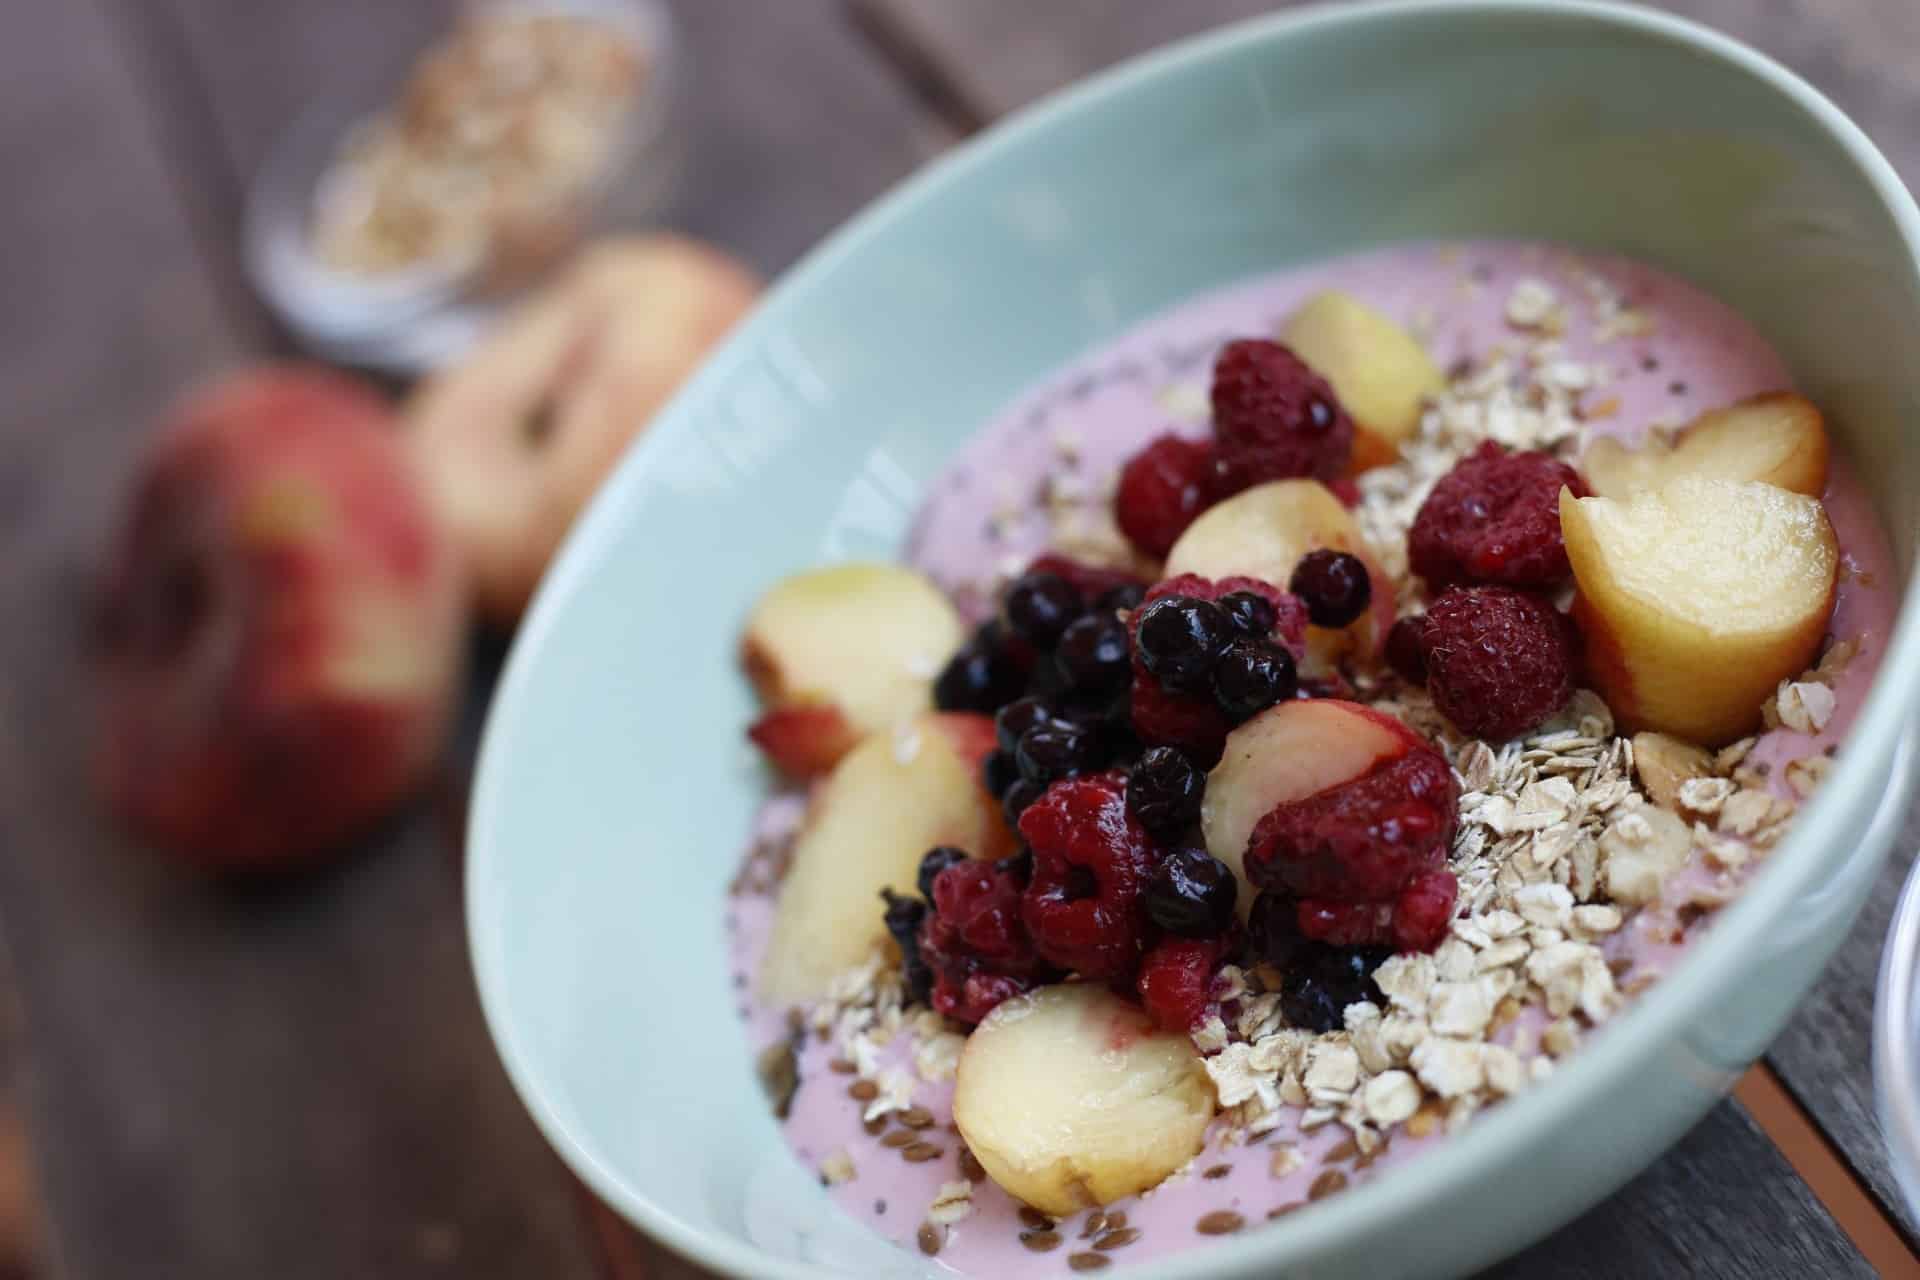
left=468, top=1, right=1920, bottom=1275
left=1875, top=832, right=1920, bottom=1222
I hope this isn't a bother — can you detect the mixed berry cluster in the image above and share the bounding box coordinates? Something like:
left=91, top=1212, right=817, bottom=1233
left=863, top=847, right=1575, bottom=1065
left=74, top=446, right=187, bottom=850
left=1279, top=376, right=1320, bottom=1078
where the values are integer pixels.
left=899, top=332, right=1606, bottom=1042
left=1114, top=339, right=1355, bottom=559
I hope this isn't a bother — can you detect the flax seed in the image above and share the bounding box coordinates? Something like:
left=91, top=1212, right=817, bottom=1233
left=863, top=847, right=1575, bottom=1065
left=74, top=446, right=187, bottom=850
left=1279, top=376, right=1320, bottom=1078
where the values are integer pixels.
left=1196, top=1210, right=1245, bottom=1236
left=827, top=1058, right=856, bottom=1075
left=1267, top=1202, right=1304, bottom=1221
left=1067, top=1252, right=1111, bottom=1272
left=1310, top=1170, right=1348, bottom=1201
left=898, top=1107, right=935, bottom=1129
left=1020, top=1230, right=1063, bottom=1253
left=902, top=1143, right=943, bottom=1164
left=880, top=1130, right=915, bottom=1148
left=847, top=1080, right=878, bottom=1102
left=958, top=1147, right=986, bottom=1181
left=1018, top=1207, right=1055, bottom=1231
left=1093, top=1228, right=1140, bottom=1251
left=1326, top=1137, right=1359, bottom=1163
left=862, top=1115, right=886, bottom=1136
left=1202, top=1163, right=1232, bottom=1180
left=916, top=1223, right=942, bottom=1256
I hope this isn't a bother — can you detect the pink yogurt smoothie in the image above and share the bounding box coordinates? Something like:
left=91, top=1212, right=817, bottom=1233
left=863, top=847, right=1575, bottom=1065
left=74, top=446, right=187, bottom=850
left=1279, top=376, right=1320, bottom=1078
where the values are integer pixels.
left=728, top=241, right=1901, bottom=1275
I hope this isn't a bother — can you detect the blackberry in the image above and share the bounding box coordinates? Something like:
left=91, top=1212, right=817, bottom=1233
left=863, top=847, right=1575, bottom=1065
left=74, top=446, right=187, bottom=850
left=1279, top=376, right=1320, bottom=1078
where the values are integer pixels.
left=1135, top=595, right=1233, bottom=694
left=1144, top=847, right=1238, bottom=938
left=1217, top=590, right=1279, bottom=640
left=917, top=846, right=971, bottom=900
left=1211, top=639, right=1298, bottom=722
left=1095, top=582, right=1148, bottom=613
left=1289, top=550, right=1373, bottom=628
left=1278, top=942, right=1393, bottom=1033
left=1004, top=572, right=1085, bottom=649
left=1054, top=614, right=1130, bottom=694
left=1126, top=746, right=1204, bottom=839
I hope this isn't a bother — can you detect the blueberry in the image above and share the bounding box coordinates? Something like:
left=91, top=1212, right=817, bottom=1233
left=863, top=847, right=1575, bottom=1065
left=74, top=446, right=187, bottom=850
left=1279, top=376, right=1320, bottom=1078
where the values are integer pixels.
left=1015, top=722, right=1097, bottom=783
left=1217, top=590, right=1278, bottom=640
left=995, top=696, right=1059, bottom=753
left=1211, top=639, right=1298, bottom=722
left=881, top=888, right=933, bottom=1004
left=1002, top=778, right=1046, bottom=828
left=1054, top=614, right=1130, bottom=693
left=1386, top=614, right=1429, bottom=684
left=1004, top=572, right=1086, bottom=649
left=1095, top=582, right=1148, bottom=613
left=933, top=638, right=1024, bottom=712
left=982, top=749, right=1021, bottom=798
left=1126, top=746, right=1204, bottom=838
left=1290, top=550, right=1373, bottom=629
left=1134, top=595, right=1233, bottom=693
left=1278, top=943, right=1393, bottom=1033
left=1144, top=847, right=1238, bottom=937
left=917, top=846, right=972, bottom=900
left=1247, top=891, right=1306, bottom=971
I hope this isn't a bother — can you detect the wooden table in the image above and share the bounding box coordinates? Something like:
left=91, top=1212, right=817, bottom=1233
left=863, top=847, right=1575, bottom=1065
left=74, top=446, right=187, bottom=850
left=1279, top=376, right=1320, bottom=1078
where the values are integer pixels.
left=1, top=2, right=1915, bottom=1276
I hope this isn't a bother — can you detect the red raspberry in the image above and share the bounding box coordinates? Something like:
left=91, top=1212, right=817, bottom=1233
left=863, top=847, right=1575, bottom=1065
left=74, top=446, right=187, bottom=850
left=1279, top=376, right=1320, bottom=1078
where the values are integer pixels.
left=1244, top=749, right=1458, bottom=903
left=1115, top=434, right=1217, bottom=559
left=1137, top=934, right=1231, bottom=1033
left=1127, top=574, right=1308, bottom=765
left=1019, top=772, right=1158, bottom=979
left=919, top=859, right=1043, bottom=1023
left=1024, top=553, right=1145, bottom=604
left=1209, top=339, right=1353, bottom=494
left=1408, top=442, right=1590, bottom=589
left=1298, top=871, right=1457, bottom=953
left=1423, top=587, right=1577, bottom=740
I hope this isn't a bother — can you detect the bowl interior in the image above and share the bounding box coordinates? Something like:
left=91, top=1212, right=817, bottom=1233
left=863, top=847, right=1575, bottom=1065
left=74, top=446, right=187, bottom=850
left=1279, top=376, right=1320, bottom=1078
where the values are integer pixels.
left=469, top=3, right=1920, bottom=1277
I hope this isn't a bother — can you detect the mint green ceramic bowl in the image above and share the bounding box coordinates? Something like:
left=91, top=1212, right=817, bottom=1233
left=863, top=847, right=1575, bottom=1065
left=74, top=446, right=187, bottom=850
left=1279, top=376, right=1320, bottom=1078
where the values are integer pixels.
left=468, top=3, right=1920, bottom=1275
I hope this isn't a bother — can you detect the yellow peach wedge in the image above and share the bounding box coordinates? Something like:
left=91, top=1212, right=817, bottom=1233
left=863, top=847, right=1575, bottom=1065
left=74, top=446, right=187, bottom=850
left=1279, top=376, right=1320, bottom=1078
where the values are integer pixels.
left=1281, top=290, right=1444, bottom=471
left=1581, top=391, right=1829, bottom=500
left=1560, top=478, right=1838, bottom=745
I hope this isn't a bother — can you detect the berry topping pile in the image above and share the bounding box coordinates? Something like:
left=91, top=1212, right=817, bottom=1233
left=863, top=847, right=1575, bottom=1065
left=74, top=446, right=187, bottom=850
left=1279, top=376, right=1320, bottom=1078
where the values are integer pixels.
left=916, top=852, right=1046, bottom=1024
left=1419, top=586, right=1579, bottom=740
left=1408, top=441, right=1590, bottom=590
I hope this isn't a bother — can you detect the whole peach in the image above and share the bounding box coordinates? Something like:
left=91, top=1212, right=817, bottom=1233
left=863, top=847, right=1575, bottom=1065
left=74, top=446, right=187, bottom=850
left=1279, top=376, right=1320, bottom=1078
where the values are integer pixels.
left=95, top=365, right=466, bottom=869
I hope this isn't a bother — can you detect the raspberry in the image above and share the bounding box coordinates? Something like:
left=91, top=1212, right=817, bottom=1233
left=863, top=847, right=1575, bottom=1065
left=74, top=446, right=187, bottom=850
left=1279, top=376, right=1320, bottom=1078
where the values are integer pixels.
left=1127, top=574, right=1308, bottom=766
left=1019, top=772, right=1158, bottom=979
left=1024, top=553, right=1144, bottom=605
left=1408, top=442, right=1590, bottom=589
left=1209, top=339, right=1353, bottom=494
left=1423, top=587, right=1577, bottom=740
left=1137, top=935, right=1231, bottom=1032
left=1115, top=434, right=1217, bottom=559
left=1244, top=748, right=1458, bottom=903
left=1297, top=869, right=1458, bottom=952
left=919, top=858, right=1043, bottom=1024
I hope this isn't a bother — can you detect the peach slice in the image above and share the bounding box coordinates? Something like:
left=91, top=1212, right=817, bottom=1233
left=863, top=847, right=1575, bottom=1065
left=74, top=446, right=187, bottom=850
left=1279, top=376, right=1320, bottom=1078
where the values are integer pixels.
left=1164, top=479, right=1395, bottom=663
left=953, top=983, right=1214, bottom=1216
left=1200, top=699, right=1421, bottom=907
left=741, top=563, right=963, bottom=776
left=1281, top=290, right=1444, bottom=471
left=1581, top=392, right=1829, bottom=500
left=759, top=712, right=1009, bottom=1006
left=1561, top=478, right=1838, bottom=745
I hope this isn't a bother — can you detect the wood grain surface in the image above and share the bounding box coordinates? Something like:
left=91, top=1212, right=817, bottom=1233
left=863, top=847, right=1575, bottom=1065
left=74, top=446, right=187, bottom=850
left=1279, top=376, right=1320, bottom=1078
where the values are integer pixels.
left=0, top=0, right=1914, bottom=1276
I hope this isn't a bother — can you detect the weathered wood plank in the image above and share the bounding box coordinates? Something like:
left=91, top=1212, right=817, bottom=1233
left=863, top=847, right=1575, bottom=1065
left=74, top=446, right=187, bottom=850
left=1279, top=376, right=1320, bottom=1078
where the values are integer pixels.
left=0, top=1, right=947, bottom=1277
